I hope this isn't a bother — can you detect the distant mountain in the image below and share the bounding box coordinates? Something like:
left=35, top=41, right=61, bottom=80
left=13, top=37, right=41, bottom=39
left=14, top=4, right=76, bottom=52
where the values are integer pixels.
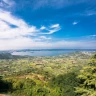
left=0, top=53, right=26, bottom=59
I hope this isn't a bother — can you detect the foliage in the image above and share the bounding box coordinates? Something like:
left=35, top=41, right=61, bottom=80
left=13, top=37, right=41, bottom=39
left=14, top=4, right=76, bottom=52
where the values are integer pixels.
left=75, top=54, right=96, bottom=96
left=0, top=52, right=96, bottom=96
left=0, top=76, right=12, bottom=92
left=49, top=72, right=79, bottom=96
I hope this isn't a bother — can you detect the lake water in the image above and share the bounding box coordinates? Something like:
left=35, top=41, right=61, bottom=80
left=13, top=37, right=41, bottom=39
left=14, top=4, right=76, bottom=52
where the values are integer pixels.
left=11, top=49, right=96, bottom=56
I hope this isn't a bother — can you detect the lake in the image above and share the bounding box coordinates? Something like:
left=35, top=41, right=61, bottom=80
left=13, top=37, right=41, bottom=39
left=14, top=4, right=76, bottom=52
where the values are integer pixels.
left=11, top=49, right=96, bottom=56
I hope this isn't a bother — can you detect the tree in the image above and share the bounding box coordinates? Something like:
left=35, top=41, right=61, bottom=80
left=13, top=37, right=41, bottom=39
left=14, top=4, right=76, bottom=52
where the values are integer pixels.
left=49, top=72, right=79, bottom=96
left=75, top=54, right=96, bottom=96
left=0, top=76, right=12, bottom=92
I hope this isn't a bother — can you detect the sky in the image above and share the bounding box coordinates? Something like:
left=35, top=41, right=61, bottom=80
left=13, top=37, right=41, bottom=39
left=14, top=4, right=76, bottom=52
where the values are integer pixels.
left=0, top=0, right=96, bottom=50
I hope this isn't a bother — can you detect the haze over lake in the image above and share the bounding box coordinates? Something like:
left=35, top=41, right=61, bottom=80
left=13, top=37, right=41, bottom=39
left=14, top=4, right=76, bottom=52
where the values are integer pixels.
left=11, top=49, right=96, bottom=56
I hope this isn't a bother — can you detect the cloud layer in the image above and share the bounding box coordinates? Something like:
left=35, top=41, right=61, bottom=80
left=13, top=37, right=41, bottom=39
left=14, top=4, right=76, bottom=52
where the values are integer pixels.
left=0, top=38, right=96, bottom=50
left=0, top=9, right=61, bottom=38
left=0, top=0, right=96, bottom=50
left=0, top=8, right=62, bottom=50
left=30, top=0, right=94, bottom=9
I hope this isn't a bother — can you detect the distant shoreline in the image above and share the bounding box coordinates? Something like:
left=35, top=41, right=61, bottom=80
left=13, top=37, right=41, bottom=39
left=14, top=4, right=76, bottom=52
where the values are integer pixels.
left=11, top=49, right=96, bottom=57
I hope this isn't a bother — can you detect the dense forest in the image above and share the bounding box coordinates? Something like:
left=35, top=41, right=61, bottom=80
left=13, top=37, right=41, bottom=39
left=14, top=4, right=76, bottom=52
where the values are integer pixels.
left=0, top=52, right=96, bottom=96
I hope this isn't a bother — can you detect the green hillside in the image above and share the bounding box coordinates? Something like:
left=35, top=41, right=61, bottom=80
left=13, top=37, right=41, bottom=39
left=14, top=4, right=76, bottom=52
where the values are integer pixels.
left=0, top=52, right=96, bottom=96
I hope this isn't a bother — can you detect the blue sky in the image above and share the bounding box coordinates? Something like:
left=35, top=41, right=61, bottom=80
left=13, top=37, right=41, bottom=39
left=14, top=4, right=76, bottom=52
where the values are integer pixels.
left=0, top=0, right=96, bottom=50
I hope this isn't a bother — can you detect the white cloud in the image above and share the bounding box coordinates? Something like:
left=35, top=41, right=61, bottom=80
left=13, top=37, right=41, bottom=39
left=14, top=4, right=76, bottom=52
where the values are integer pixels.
left=72, top=21, right=78, bottom=25
left=0, top=38, right=96, bottom=50
left=38, top=24, right=61, bottom=35
left=0, top=9, right=27, bottom=27
left=0, top=9, right=61, bottom=38
left=40, top=26, right=46, bottom=30
left=47, top=29, right=60, bottom=34
left=0, top=8, right=61, bottom=50
left=0, top=0, right=15, bottom=9
left=48, top=24, right=60, bottom=34
left=0, top=10, right=60, bottom=38
left=2, top=0, right=15, bottom=6
left=33, top=36, right=51, bottom=41
left=39, top=36, right=51, bottom=40
left=0, top=9, right=39, bottom=39
left=32, top=0, right=92, bottom=10
left=0, top=0, right=96, bottom=50
left=50, top=24, right=60, bottom=28
left=41, top=24, right=61, bottom=34
left=0, top=9, right=95, bottom=50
